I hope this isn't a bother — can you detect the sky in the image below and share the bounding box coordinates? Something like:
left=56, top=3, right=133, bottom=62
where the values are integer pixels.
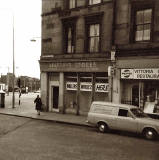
left=0, top=0, right=41, bottom=79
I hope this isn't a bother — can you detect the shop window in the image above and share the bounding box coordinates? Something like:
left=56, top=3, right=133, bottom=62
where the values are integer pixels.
left=95, top=73, right=108, bottom=83
left=80, top=73, right=92, bottom=82
left=131, top=2, right=154, bottom=43
left=68, top=0, right=86, bottom=9
left=63, top=19, right=76, bottom=54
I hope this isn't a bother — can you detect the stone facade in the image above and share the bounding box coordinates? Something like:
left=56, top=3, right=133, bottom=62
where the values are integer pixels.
left=40, top=0, right=159, bottom=115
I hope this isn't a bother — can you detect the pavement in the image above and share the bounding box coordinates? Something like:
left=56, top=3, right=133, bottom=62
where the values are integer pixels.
left=0, top=93, right=90, bottom=128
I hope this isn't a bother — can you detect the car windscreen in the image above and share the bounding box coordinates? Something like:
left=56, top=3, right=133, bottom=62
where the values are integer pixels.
left=130, top=108, right=149, bottom=118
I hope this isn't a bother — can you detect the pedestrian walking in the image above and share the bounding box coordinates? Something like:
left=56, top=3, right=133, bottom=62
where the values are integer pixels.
left=34, top=95, right=42, bottom=115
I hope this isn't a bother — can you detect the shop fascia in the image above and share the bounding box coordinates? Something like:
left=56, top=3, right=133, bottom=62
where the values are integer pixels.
left=66, top=82, right=109, bottom=93
left=121, top=68, right=159, bottom=80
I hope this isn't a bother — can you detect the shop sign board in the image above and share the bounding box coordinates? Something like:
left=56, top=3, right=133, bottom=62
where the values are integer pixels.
left=40, top=61, right=110, bottom=72
left=66, top=82, right=109, bottom=92
left=95, top=83, right=109, bottom=92
left=121, top=68, right=159, bottom=79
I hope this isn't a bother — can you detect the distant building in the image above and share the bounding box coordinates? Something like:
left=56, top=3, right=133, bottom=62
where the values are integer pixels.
left=0, top=74, right=40, bottom=92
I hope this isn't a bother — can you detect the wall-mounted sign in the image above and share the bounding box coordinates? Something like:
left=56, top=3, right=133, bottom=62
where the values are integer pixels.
left=121, top=69, right=134, bottom=79
left=121, top=68, right=159, bottom=79
left=40, top=61, right=110, bottom=72
left=66, top=82, right=109, bottom=92
left=80, top=82, right=92, bottom=92
left=95, top=83, right=109, bottom=92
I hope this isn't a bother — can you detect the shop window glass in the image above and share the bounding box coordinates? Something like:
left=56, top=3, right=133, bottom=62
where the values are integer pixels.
left=135, top=9, right=152, bottom=42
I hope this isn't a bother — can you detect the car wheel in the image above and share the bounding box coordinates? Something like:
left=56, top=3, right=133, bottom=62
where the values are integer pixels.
left=98, top=122, right=108, bottom=133
left=143, top=128, right=157, bottom=140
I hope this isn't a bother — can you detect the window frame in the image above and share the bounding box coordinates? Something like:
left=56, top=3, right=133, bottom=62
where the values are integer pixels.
left=69, top=0, right=76, bottom=9
left=87, top=23, right=100, bottom=53
left=85, top=14, right=103, bottom=53
left=88, top=0, right=102, bottom=6
left=63, top=18, right=77, bottom=54
left=130, top=2, right=154, bottom=43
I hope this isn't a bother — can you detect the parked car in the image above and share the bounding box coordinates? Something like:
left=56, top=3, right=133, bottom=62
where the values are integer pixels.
left=87, top=101, right=159, bottom=140
left=34, top=90, right=40, bottom=93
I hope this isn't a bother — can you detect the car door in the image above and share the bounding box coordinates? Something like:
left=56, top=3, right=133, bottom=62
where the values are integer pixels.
left=116, top=108, right=138, bottom=133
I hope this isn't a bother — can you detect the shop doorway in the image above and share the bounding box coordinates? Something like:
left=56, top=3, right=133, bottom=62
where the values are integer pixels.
left=52, top=86, right=59, bottom=109
left=132, top=85, right=139, bottom=106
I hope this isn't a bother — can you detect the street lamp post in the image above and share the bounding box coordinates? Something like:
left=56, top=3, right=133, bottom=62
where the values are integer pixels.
left=12, top=15, right=15, bottom=108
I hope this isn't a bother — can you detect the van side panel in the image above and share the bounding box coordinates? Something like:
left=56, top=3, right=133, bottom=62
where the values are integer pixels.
left=88, top=104, right=119, bottom=129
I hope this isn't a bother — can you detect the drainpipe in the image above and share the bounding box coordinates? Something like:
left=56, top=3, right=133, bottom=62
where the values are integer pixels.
left=112, top=0, right=116, bottom=46
left=110, top=0, right=117, bottom=102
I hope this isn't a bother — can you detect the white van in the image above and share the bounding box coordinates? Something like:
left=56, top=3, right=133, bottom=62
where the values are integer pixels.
left=87, top=101, right=159, bottom=140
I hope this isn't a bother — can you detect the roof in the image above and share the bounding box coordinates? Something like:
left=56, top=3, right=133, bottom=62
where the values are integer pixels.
left=92, top=101, right=138, bottom=109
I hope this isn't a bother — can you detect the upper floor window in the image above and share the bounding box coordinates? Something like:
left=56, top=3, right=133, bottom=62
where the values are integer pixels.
left=89, top=0, right=101, bottom=5
left=85, top=14, right=102, bottom=53
left=88, top=24, right=100, bottom=53
left=69, top=0, right=76, bottom=9
left=63, top=19, right=76, bottom=54
left=135, top=8, right=152, bottom=42
left=67, top=26, right=75, bottom=53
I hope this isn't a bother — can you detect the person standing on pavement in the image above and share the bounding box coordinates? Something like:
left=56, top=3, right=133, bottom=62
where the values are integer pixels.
left=34, top=95, right=42, bottom=115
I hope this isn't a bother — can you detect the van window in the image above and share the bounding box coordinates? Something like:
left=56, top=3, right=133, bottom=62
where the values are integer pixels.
left=118, top=109, right=128, bottom=117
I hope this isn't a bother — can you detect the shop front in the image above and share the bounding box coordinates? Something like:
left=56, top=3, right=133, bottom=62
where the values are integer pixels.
left=40, top=59, right=111, bottom=115
left=120, top=68, right=159, bottom=116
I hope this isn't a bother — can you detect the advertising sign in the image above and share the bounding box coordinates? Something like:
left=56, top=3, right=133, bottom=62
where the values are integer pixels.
left=66, top=82, right=109, bottom=93
left=121, top=68, right=159, bottom=80
left=80, top=82, right=92, bottom=91
left=66, top=82, right=77, bottom=91
left=95, top=83, right=109, bottom=92
left=121, top=69, right=134, bottom=79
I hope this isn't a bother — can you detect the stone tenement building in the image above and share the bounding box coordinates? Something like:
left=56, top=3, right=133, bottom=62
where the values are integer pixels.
left=40, top=0, right=159, bottom=115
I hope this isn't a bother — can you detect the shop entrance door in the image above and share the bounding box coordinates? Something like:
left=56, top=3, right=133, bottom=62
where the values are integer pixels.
left=52, top=86, right=59, bottom=109
left=132, top=85, right=139, bottom=106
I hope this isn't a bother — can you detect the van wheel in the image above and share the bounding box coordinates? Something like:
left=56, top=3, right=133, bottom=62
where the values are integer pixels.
left=143, top=128, right=157, bottom=140
left=98, top=122, right=108, bottom=133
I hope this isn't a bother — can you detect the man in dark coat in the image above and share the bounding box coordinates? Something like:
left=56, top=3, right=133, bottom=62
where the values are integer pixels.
left=34, top=95, right=42, bottom=115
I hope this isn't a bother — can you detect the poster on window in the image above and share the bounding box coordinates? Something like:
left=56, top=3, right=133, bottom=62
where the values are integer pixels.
left=95, top=83, right=109, bottom=93
left=66, top=82, right=77, bottom=91
left=80, top=82, right=92, bottom=92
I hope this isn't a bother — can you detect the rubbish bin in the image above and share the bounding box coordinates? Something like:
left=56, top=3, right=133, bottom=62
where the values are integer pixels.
left=0, top=90, right=5, bottom=108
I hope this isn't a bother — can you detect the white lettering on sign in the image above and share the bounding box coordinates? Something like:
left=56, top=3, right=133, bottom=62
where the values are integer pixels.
left=121, top=68, right=159, bottom=79
left=95, top=83, right=109, bottom=92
